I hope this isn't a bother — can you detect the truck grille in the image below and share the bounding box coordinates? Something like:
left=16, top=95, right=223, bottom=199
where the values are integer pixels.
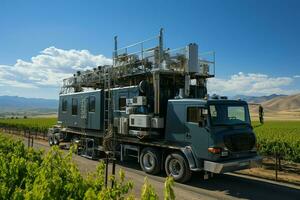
left=223, top=134, right=255, bottom=152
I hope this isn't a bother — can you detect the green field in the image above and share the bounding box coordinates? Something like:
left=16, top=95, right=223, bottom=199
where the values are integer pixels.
left=0, top=118, right=57, bottom=133
left=0, top=118, right=299, bottom=162
left=253, top=121, right=300, bottom=163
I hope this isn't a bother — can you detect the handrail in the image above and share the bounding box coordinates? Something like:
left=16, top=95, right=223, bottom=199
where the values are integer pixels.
left=113, top=49, right=156, bottom=60
left=113, top=35, right=159, bottom=52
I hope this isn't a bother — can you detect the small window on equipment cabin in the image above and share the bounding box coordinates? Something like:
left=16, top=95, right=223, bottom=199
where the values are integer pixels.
left=119, top=96, right=126, bottom=111
left=62, top=98, right=67, bottom=112
left=89, top=96, right=96, bottom=112
left=187, top=107, right=202, bottom=123
left=72, top=98, right=78, bottom=115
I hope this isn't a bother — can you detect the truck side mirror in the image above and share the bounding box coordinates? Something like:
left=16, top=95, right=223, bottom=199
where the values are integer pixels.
left=198, top=120, right=203, bottom=127
left=198, top=117, right=206, bottom=127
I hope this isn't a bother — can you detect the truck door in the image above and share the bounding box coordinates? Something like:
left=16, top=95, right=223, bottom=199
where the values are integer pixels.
left=185, top=106, right=209, bottom=160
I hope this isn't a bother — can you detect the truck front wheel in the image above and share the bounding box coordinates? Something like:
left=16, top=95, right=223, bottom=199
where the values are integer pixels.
left=140, top=147, right=161, bottom=175
left=165, top=152, right=192, bottom=183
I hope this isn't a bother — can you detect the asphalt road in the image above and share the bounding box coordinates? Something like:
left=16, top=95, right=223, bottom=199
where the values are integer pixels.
left=23, top=137, right=300, bottom=200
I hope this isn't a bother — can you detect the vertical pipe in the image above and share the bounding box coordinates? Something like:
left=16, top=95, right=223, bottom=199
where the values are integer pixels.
left=114, top=36, right=118, bottom=66
left=184, top=75, right=190, bottom=97
left=153, top=72, right=160, bottom=115
left=159, top=28, right=164, bottom=66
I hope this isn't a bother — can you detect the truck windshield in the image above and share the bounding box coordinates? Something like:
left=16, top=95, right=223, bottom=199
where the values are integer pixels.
left=209, top=104, right=250, bottom=126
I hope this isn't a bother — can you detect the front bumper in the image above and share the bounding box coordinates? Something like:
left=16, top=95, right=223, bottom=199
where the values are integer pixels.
left=204, top=156, right=262, bottom=174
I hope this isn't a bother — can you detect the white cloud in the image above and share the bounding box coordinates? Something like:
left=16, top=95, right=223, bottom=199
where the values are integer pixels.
left=208, top=72, right=298, bottom=96
left=0, top=46, right=112, bottom=89
left=294, top=75, right=300, bottom=78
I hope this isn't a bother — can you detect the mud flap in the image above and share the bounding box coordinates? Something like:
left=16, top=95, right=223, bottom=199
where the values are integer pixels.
left=180, top=146, right=202, bottom=171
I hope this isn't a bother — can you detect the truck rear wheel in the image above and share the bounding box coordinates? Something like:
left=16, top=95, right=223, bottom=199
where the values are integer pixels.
left=140, top=147, right=161, bottom=175
left=48, top=135, right=54, bottom=146
left=49, top=135, right=59, bottom=146
left=53, top=135, right=59, bottom=145
left=165, top=152, right=191, bottom=183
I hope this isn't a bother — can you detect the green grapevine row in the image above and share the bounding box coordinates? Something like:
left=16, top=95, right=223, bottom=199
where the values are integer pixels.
left=0, top=118, right=57, bottom=133
left=253, top=121, right=300, bottom=163
left=0, top=133, right=175, bottom=200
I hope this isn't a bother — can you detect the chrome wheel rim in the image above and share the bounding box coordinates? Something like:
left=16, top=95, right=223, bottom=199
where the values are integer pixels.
left=143, top=152, right=155, bottom=171
left=49, top=137, right=53, bottom=145
left=169, top=159, right=183, bottom=177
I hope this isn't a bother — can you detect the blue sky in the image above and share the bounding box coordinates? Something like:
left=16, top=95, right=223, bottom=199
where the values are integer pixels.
left=0, top=0, right=299, bottom=99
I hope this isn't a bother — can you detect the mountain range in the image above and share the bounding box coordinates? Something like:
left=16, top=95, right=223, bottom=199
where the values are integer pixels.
left=232, top=94, right=287, bottom=103
left=260, top=93, right=300, bottom=112
left=232, top=94, right=300, bottom=112
left=0, top=96, right=58, bottom=115
left=239, top=93, right=300, bottom=120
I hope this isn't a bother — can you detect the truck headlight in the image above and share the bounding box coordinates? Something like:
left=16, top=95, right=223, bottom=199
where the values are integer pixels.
left=208, top=147, right=221, bottom=154
left=208, top=147, right=229, bottom=157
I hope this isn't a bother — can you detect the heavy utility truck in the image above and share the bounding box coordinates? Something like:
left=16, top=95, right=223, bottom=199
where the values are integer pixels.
left=48, top=29, right=262, bottom=183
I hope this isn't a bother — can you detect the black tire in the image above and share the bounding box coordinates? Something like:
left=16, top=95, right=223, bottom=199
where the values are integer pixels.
left=48, top=135, right=54, bottom=146
left=140, top=147, right=161, bottom=175
left=165, top=152, right=192, bottom=183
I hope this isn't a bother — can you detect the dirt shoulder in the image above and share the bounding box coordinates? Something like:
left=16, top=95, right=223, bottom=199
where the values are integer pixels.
left=237, top=157, right=300, bottom=186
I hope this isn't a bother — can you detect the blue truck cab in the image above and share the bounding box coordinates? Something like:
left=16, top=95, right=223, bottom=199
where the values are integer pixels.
left=165, top=98, right=262, bottom=176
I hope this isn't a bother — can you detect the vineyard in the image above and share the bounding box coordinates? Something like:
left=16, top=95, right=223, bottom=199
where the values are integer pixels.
left=0, top=133, right=175, bottom=200
left=0, top=118, right=57, bottom=133
left=0, top=118, right=299, bottom=163
left=253, top=121, right=300, bottom=163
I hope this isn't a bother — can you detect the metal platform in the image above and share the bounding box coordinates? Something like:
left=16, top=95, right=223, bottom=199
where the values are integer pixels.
left=60, top=29, right=215, bottom=94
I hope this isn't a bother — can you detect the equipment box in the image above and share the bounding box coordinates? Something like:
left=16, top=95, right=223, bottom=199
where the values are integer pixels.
left=129, top=114, right=152, bottom=128
left=132, top=96, right=147, bottom=106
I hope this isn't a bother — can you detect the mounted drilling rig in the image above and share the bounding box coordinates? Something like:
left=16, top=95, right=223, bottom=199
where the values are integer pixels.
left=48, top=29, right=262, bottom=183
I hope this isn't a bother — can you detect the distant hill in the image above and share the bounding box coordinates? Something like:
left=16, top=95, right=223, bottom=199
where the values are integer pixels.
left=233, top=94, right=287, bottom=103
left=247, top=93, right=300, bottom=120
left=261, top=93, right=300, bottom=112
left=0, top=96, right=58, bottom=113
